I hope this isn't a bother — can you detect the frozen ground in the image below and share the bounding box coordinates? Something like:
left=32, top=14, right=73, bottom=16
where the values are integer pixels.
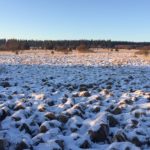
left=0, top=51, right=150, bottom=150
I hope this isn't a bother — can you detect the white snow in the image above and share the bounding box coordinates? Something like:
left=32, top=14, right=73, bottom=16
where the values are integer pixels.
left=0, top=51, right=149, bottom=149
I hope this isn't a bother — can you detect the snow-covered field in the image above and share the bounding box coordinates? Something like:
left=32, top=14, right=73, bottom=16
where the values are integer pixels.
left=0, top=51, right=150, bottom=150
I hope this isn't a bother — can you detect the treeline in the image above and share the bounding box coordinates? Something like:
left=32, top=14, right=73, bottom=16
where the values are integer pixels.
left=0, top=39, right=150, bottom=51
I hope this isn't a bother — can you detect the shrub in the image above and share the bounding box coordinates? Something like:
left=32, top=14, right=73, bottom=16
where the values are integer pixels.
left=135, top=49, right=150, bottom=56
left=76, top=44, right=89, bottom=53
left=115, top=48, right=119, bottom=52
left=56, top=46, right=69, bottom=54
left=51, top=51, right=54, bottom=54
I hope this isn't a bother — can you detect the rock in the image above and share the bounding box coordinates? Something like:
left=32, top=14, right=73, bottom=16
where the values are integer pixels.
left=16, top=140, right=29, bottom=150
left=0, top=94, right=6, bottom=99
left=46, top=99, right=55, bottom=106
left=124, top=99, right=133, bottom=105
left=106, top=85, right=112, bottom=89
left=111, top=107, right=122, bottom=115
left=70, top=125, right=78, bottom=132
left=92, top=106, right=100, bottom=113
left=19, top=123, right=32, bottom=135
left=89, top=124, right=109, bottom=142
left=45, top=112, right=56, bottom=120
left=108, top=115, right=119, bottom=127
left=0, top=81, right=11, bottom=88
left=55, top=140, right=64, bottom=150
left=61, top=97, right=67, bottom=104
left=12, top=116, right=21, bottom=121
left=0, top=139, right=8, bottom=150
left=80, top=140, right=90, bottom=149
left=38, top=104, right=46, bottom=112
left=0, top=108, right=9, bottom=121
left=79, top=87, right=88, bottom=92
left=134, top=112, right=141, bottom=118
left=8, top=95, right=13, bottom=100
left=79, top=91, right=91, bottom=97
left=40, top=124, right=48, bottom=133
left=14, top=102, right=25, bottom=110
left=131, top=137, right=142, bottom=147
left=58, top=114, right=69, bottom=123
left=103, top=89, right=109, bottom=95
left=40, top=120, right=61, bottom=133
left=72, top=93, right=79, bottom=97
left=131, top=119, right=138, bottom=128
left=113, top=130, right=128, bottom=142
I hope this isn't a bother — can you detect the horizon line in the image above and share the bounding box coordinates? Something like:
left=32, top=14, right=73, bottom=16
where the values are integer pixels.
left=1, top=38, right=150, bottom=43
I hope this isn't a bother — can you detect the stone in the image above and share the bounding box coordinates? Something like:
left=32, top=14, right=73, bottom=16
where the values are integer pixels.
left=16, top=140, right=29, bottom=150
left=14, top=102, right=25, bottom=111
left=0, top=139, right=8, bottom=150
left=72, top=93, right=79, bottom=97
left=38, top=104, right=46, bottom=112
left=108, top=115, right=119, bottom=127
left=40, top=124, right=48, bottom=133
left=45, top=112, right=56, bottom=120
left=131, top=137, right=142, bottom=147
left=0, top=82, right=11, bottom=88
left=89, top=124, right=109, bottom=142
left=55, top=140, right=64, bottom=150
left=0, top=108, right=9, bottom=121
left=113, top=130, right=128, bottom=142
left=79, top=91, right=91, bottom=97
left=92, top=106, right=100, bottom=113
left=19, top=123, right=32, bottom=135
left=79, top=87, right=88, bottom=92
left=80, top=140, right=90, bottom=149
left=58, top=114, right=68, bottom=123
left=111, top=107, right=122, bottom=115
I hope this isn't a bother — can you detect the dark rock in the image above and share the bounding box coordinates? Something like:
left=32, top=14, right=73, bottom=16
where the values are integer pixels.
left=16, top=140, right=29, bottom=150
left=108, top=115, right=119, bottom=127
left=47, top=100, right=55, bottom=106
left=111, top=107, right=122, bottom=115
left=55, top=140, right=64, bottom=150
left=89, top=124, right=109, bottom=142
left=131, top=119, right=138, bottom=128
left=103, top=89, right=109, bottom=95
left=14, top=103, right=25, bottom=111
left=0, top=82, right=11, bottom=88
left=79, top=91, right=91, bottom=97
left=71, top=127, right=78, bottom=132
left=92, top=106, right=100, bottom=113
left=58, top=114, right=68, bottom=123
left=113, top=130, right=128, bottom=142
left=80, top=140, right=90, bottom=149
left=72, top=93, right=79, bottom=97
left=8, top=95, right=13, bottom=100
left=125, top=99, right=133, bottom=105
left=45, top=112, right=56, bottom=120
left=131, top=137, right=142, bottom=147
left=79, top=87, right=88, bottom=92
left=61, top=97, right=67, bottom=104
left=40, top=124, right=48, bottom=133
left=12, top=116, right=21, bottom=121
left=0, top=108, right=9, bottom=121
left=20, top=123, right=32, bottom=135
left=38, top=105, right=46, bottom=112
left=0, top=139, right=8, bottom=150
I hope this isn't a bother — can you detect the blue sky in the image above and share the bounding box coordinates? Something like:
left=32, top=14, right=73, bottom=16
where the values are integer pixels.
left=0, top=0, right=150, bottom=41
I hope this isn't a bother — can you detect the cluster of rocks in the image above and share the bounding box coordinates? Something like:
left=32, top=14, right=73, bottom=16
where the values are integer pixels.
left=0, top=53, right=149, bottom=149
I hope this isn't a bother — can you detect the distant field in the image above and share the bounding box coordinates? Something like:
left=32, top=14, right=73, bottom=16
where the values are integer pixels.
left=0, top=49, right=149, bottom=65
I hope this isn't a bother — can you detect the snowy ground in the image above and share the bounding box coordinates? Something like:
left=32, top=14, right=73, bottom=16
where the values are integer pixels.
left=0, top=51, right=150, bottom=150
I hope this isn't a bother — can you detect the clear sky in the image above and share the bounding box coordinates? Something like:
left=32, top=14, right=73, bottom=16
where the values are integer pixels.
left=0, top=0, right=150, bottom=41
